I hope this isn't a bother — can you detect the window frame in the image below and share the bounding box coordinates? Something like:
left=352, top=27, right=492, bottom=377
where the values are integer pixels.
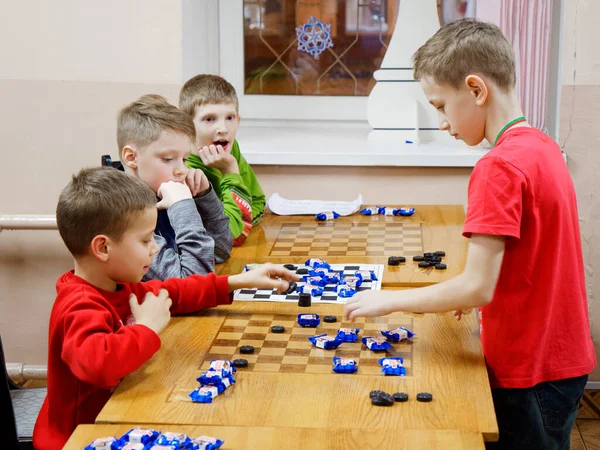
left=182, top=0, right=564, bottom=140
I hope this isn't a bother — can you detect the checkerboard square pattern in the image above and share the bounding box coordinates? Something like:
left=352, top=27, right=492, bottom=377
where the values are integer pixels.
left=234, top=263, right=383, bottom=304
left=200, top=313, right=415, bottom=376
left=269, top=221, right=424, bottom=257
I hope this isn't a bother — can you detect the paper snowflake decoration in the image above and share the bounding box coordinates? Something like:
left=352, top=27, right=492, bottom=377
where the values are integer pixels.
left=296, top=16, right=333, bottom=59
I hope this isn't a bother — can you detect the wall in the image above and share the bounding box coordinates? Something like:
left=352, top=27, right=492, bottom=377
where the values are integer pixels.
left=560, top=0, right=600, bottom=379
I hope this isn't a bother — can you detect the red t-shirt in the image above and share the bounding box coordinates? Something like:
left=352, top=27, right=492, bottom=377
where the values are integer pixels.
left=463, top=126, right=595, bottom=389
left=33, top=271, right=232, bottom=450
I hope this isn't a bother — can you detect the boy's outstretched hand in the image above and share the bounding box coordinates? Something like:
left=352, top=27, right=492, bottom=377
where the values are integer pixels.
left=198, top=144, right=239, bottom=175
left=344, top=291, right=395, bottom=321
left=228, top=263, right=300, bottom=293
left=129, top=289, right=172, bottom=335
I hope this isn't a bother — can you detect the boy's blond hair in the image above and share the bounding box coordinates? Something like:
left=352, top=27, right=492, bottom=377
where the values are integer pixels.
left=56, top=167, right=156, bottom=257
left=413, top=18, right=516, bottom=92
left=117, top=94, right=196, bottom=152
left=179, top=75, right=239, bottom=116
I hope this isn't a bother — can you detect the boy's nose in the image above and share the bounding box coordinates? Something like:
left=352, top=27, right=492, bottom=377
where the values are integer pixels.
left=174, top=162, right=187, bottom=176
left=150, top=239, right=159, bottom=256
left=439, top=119, right=450, bottom=131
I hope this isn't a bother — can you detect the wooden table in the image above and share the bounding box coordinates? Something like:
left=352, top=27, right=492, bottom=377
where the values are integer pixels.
left=95, top=205, right=498, bottom=444
left=217, top=206, right=468, bottom=287
left=66, top=424, right=486, bottom=449
left=96, top=303, right=497, bottom=441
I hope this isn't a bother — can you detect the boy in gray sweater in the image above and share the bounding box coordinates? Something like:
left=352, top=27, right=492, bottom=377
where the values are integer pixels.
left=117, top=94, right=232, bottom=280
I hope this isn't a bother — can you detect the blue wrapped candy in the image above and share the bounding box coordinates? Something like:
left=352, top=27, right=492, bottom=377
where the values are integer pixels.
left=378, top=357, right=407, bottom=376
left=335, top=284, right=356, bottom=298
left=84, top=436, right=117, bottom=450
left=297, top=284, right=324, bottom=296
left=378, top=206, right=395, bottom=216
left=197, top=371, right=234, bottom=392
left=336, top=327, right=360, bottom=343
left=302, top=275, right=327, bottom=287
left=190, top=435, right=225, bottom=450
left=394, top=207, right=415, bottom=216
left=189, top=385, right=220, bottom=403
left=155, top=432, right=193, bottom=448
left=308, top=334, right=343, bottom=350
left=324, top=272, right=342, bottom=284
left=380, top=326, right=415, bottom=343
left=305, top=258, right=331, bottom=269
left=355, top=269, right=377, bottom=281
left=362, top=336, right=393, bottom=351
left=332, top=356, right=358, bottom=374
left=117, top=443, right=145, bottom=450
left=316, top=211, right=340, bottom=221
left=207, top=360, right=235, bottom=377
left=308, top=267, right=329, bottom=277
left=114, top=428, right=160, bottom=448
left=342, top=275, right=363, bottom=288
left=359, top=207, right=378, bottom=215
left=297, top=313, right=320, bottom=327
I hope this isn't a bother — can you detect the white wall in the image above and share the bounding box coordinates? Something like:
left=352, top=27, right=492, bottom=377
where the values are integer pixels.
left=0, top=0, right=182, bottom=83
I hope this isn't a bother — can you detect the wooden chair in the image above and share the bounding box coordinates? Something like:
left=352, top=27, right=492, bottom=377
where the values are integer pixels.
left=1, top=336, right=46, bottom=450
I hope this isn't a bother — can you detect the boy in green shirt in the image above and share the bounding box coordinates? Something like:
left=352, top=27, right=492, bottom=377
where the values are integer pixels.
left=179, top=74, right=265, bottom=246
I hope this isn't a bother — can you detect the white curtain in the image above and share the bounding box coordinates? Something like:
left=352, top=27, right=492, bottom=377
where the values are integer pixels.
left=477, top=0, right=553, bottom=131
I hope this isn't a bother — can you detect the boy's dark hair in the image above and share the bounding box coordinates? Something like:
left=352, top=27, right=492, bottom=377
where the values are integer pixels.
left=56, top=167, right=156, bottom=256
left=117, top=94, right=196, bottom=152
left=413, top=18, right=516, bottom=91
left=179, top=74, right=239, bottom=116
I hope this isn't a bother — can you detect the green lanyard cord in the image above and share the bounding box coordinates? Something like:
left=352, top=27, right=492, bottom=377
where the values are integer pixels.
left=494, top=116, right=526, bottom=146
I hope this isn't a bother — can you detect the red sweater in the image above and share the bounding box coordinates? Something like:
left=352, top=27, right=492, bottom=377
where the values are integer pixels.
left=33, top=271, right=231, bottom=450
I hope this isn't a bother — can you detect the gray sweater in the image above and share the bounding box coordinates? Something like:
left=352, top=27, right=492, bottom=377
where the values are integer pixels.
left=143, top=186, right=232, bottom=281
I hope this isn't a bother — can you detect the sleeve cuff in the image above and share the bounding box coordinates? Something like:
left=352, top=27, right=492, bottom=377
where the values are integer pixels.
left=215, top=275, right=233, bottom=305
left=463, top=224, right=520, bottom=239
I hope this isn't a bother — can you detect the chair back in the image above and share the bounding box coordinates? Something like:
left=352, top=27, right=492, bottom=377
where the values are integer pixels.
left=101, top=155, right=124, bottom=171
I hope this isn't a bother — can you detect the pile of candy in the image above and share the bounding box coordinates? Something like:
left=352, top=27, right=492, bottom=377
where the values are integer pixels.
left=299, top=258, right=377, bottom=299
left=84, top=427, right=223, bottom=450
left=360, top=206, right=415, bottom=216
left=189, top=360, right=236, bottom=403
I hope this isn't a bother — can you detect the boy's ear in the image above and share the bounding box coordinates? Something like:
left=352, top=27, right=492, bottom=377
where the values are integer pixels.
left=465, top=75, right=488, bottom=106
left=90, top=235, right=111, bottom=262
left=122, top=146, right=138, bottom=170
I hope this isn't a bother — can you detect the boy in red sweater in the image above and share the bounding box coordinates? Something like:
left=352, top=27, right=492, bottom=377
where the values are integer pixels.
left=33, top=167, right=297, bottom=450
left=344, top=19, right=595, bottom=449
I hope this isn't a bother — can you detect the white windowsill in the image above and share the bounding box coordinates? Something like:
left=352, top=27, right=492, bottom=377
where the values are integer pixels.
left=237, top=126, right=489, bottom=167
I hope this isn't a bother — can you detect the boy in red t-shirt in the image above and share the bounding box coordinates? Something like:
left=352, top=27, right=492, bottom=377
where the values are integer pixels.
left=33, top=167, right=298, bottom=450
left=344, top=19, right=595, bottom=449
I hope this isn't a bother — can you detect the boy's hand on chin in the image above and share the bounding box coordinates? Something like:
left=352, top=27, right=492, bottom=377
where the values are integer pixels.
left=186, top=168, right=210, bottom=197
left=156, top=181, right=193, bottom=209
left=198, top=144, right=239, bottom=175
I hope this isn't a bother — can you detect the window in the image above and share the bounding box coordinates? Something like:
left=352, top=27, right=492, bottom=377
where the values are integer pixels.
left=216, top=0, right=476, bottom=123
left=183, top=0, right=561, bottom=142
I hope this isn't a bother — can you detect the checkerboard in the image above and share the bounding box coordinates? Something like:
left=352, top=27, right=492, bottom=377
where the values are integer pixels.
left=199, top=313, right=415, bottom=376
left=269, top=220, right=423, bottom=257
left=234, top=263, right=384, bottom=304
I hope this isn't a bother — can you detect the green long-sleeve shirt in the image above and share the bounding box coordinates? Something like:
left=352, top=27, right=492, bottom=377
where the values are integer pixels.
left=187, top=140, right=265, bottom=246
